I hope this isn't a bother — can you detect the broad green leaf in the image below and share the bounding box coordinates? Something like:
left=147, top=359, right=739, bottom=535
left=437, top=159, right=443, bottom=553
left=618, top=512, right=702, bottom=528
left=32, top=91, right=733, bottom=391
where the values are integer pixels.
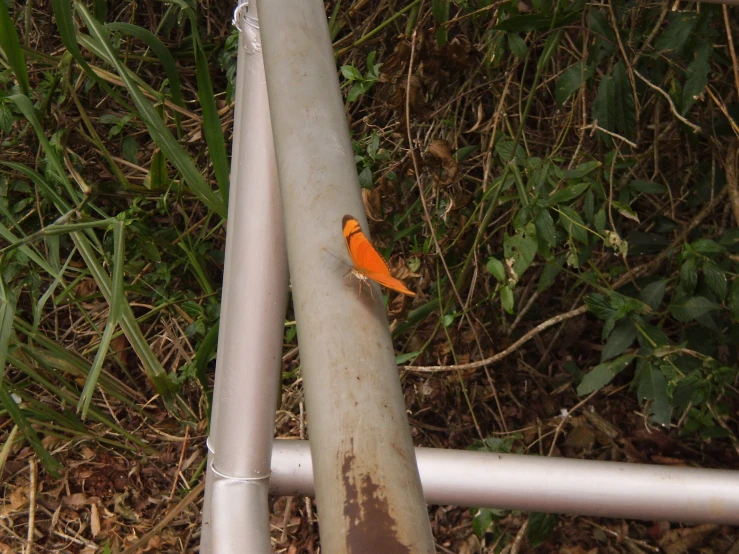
left=358, top=166, right=373, bottom=189
left=655, top=11, right=697, bottom=54
left=612, top=62, right=635, bottom=138
left=507, top=33, right=527, bottom=59
left=636, top=364, right=672, bottom=426
left=548, top=182, right=590, bottom=205
left=669, top=295, right=718, bottom=322
left=601, top=319, right=636, bottom=362
left=558, top=206, right=588, bottom=244
left=628, top=179, right=667, bottom=194
left=486, top=257, right=506, bottom=282
left=503, top=222, right=537, bottom=282
left=455, top=145, right=478, bottom=162
left=592, top=72, right=615, bottom=145
left=585, top=293, right=615, bottom=320
left=472, top=508, right=493, bottom=538
left=534, top=208, right=556, bottom=248
left=679, top=257, right=698, bottom=294
left=577, top=354, right=635, bottom=395
left=729, top=279, right=739, bottom=320
left=495, top=136, right=525, bottom=163
left=0, top=0, right=30, bottom=95
left=536, top=258, right=563, bottom=292
left=640, top=279, right=668, bottom=311
left=682, top=43, right=711, bottom=115
left=555, top=62, right=593, bottom=107
left=703, top=261, right=727, bottom=300
left=528, top=513, right=558, bottom=548
left=562, top=160, right=600, bottom=179
left=690, top=238, right=725, bottom=255
left=501, top=285, right=514, bottom=314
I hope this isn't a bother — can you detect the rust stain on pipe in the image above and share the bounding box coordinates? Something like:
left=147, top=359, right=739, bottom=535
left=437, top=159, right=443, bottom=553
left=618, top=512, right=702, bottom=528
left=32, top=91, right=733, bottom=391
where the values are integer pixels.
left=342, top=449, right=412, bottom=554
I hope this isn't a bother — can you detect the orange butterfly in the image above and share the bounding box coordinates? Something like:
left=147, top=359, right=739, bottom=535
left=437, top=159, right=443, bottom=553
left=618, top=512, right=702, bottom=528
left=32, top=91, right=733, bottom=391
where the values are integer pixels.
left=342, top=215, right=416, bottom=297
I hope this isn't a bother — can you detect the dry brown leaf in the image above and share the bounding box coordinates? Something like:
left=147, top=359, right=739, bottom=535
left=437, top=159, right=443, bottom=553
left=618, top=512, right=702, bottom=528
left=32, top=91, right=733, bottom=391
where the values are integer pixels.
left=427, top=139, right=458, bottom=184
left=62, top=493, right=88, bottom=507
left=90, top=502, right=101, bottom=537
left=658, top=524, right=718, bottom=554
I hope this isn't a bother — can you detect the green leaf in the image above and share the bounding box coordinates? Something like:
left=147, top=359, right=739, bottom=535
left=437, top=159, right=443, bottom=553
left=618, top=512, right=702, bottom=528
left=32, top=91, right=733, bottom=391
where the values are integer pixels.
left=728, top=279, right=739, bottom=320
left=558, top=206, right=588, bottom=244
left=0, top=0, right=30, bottom=95
left=528, top=513, right=558, bottom=548
left=562, top=160, right=600, bottom=179
left=503, top=222, right=537, bottom=282
left=586, top=293, right=615, bottom=320
left=612, top=62, right=635, bottom=138
left=640, top=279, right=668, bottom=311
left=0, top=279, right=17, bottom=381
left=592, top=69, right=615, bottom=144
left=341, top=65, right=362, bottom=81
left=455, top=145, right=478, bottom=162
left=501, top=285, right=514, bottom=314
left=703, top=261, right=727, bottom=300
left=601, top=319, right=636, bottom=362
left=655, top=11, right=697, bottom=54
left=395, top=351, right=421, bottom=364
left=555, top=62, right=593, bottom=107
left=0, top=385, right=64, bottom=478
left=690, top=238, right=725, bottom=255
left=679, top=257, right=698, bottom=295
left=358, top=166, right=373, bottom=189
left=494, top=10, right=580, bottom=32
left=472, top=508, right=494, bottom=538
left=577, top=354, right=635, bottom=396
left=486, top=257, right=506, bottom=282
left=628, top=179, right=667, bottom=194
left=682, top=43, right=711, bottom=115
left=534, top=209, right=556, bottom=248
left=507, top=33, right=527, bottom=59
left=636, top=364, right=672, bottom=426
left=548, top=182, right=590, bottom=205
left=669, top=295, right=719, bottom=322
left=537, top=258, right=563, bottom=292
left=75, top=4, right=227, bottom=217
left=495, top=136, right=525, bottom=163
left=431, top=0, right=449, bottom=46
left=105, top=23, right=184, bottom=111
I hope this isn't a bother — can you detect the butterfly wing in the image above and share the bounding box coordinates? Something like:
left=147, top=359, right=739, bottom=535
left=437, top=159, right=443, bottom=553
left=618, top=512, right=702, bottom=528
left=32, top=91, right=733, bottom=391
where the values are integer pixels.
left=361, top=271, right=416, bottom=297
left=342, top=215, right=416, bottom=297
left=342, top=215, right=391, bottom=275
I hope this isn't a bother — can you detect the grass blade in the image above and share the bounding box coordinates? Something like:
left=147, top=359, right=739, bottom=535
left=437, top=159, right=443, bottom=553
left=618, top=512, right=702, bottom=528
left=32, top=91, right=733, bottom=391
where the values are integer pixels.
left=0, top=0, right=30, bottom=95
left=76, top=4, right=227, bottom=217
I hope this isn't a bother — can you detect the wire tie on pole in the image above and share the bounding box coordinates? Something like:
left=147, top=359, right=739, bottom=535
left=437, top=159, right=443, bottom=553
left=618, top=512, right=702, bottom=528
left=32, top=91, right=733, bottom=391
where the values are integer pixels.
left=210, top=460, right=272, bottom=482
left=233, top=1, right=258, bottom=33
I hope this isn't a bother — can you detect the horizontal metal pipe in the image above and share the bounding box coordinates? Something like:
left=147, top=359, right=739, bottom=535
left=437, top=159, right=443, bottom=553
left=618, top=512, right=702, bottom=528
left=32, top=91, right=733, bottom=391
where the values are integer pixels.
left=270, top=439, right=739, bottom=524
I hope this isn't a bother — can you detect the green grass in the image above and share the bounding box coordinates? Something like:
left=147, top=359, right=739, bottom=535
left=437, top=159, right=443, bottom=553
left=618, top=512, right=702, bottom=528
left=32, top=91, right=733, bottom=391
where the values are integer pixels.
left=1, top=0, right=738, bottom=551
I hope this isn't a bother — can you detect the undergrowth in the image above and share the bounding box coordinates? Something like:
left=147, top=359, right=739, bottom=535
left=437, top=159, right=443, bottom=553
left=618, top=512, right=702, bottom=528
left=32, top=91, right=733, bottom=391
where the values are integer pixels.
left=0, top=0, right=738, bottom=552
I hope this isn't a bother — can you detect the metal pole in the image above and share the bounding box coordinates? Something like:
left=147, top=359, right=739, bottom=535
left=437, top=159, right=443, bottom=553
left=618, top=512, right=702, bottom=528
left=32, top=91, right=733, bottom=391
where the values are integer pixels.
left=269, top=440, right=739, bottom=525
left=258, top=1, right=435, bottom=552
left=200, top=2, right=288, bottom=552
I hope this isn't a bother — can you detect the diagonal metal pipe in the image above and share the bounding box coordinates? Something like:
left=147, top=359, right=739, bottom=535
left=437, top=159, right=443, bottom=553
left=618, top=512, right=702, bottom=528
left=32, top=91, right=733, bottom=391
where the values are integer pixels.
left=270, top=439, right=739, bottom=525
left=200, top=2, right=288, bottom=552
left=258, top=1, right=435, bottom=552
